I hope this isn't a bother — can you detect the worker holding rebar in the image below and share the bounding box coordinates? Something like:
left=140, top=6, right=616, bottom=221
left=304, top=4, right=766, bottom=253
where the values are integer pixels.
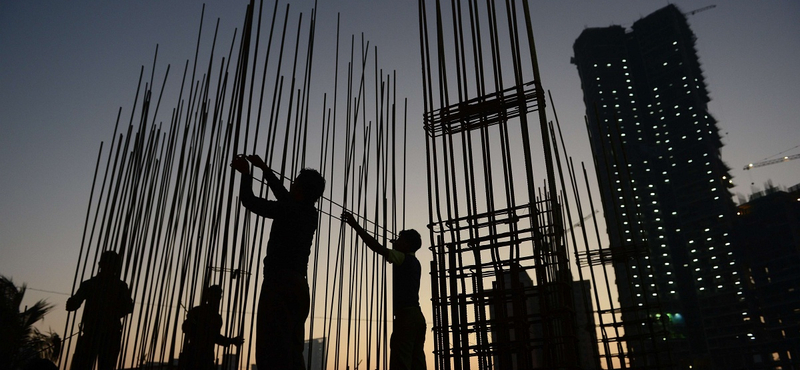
left=341, top=212, right=427, bottom=370
left=231, top=154, right=325, bottom=370
left=179, top=285, right=243, bottom=370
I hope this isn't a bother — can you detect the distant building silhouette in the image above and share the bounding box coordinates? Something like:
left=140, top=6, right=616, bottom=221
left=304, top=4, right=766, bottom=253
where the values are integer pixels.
left=573, top=4, right=763, bottom=369
left=249, top=337, right=325, bottom=370
left=303, top=337, right=326, bottom=370
left=487, top=269, right=599, bottom=370
left=735, top=184, right=800, bottom=368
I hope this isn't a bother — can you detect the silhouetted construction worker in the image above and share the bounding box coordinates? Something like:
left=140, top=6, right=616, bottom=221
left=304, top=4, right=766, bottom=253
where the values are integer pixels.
left=231, top=154, right=325, bottom=370
left=179, top=285, right=243, bottom=370
left=341, top=212, right=427, bottom=370
left=66, top=250, right=133, bottom=370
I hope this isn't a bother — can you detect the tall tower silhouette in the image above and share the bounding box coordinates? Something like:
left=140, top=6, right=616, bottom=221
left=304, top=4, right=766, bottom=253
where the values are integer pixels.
left=573, top=5, right=757, bottom=369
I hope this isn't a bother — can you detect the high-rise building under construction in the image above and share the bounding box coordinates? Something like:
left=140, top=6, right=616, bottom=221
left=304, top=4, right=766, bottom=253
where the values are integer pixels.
left=572, top=5, right=761, bottom=369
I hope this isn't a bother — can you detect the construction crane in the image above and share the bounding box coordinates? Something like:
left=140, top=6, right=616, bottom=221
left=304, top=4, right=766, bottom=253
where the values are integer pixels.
left=744, top=153, right=800, bottom=170
left=565, top=209, right=601, bottom=232
left=684, top=5, right=716, bottom=16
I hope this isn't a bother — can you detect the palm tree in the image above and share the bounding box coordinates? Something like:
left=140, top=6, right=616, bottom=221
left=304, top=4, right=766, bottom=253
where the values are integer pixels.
left=0, top=275, right=61, bottom=370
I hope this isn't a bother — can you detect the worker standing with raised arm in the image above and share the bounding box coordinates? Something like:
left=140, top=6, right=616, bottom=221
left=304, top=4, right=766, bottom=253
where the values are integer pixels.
left=341, top=212, right=427, bottom=370
left=231, top=154, right=325, bottom=370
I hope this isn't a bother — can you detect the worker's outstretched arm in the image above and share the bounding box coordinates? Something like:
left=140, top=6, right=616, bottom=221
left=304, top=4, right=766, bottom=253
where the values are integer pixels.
left=216, top=333, right=244, bottom=347
left=341, top=212, right=389, bottom=257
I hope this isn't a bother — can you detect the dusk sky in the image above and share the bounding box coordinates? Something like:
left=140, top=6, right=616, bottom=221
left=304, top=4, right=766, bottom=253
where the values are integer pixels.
left=1, top=1, right=799, bottom=367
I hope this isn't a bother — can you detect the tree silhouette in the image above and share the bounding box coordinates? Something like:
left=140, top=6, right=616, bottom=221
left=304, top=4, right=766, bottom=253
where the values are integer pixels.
left=0, top=275, right=61, bottom=370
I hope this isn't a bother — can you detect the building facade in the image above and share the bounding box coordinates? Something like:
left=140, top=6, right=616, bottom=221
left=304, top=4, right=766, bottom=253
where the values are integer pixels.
left=487, top=270, right=599, bottom=370
left=572, top=5, right=759, bottom=369
left=736, top=184, right=800, bottom=368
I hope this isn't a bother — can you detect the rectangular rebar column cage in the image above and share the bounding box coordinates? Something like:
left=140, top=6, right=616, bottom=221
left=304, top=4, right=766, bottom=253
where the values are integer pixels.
left=418, top=1, right=581, bottom=369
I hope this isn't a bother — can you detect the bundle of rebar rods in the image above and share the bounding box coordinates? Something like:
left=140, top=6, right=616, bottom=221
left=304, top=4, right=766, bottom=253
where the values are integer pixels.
left=60, top=2, right=410, bottom=369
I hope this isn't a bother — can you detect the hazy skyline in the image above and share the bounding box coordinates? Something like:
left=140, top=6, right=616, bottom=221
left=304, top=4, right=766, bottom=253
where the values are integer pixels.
left=2, top=1, right=798, bottom=368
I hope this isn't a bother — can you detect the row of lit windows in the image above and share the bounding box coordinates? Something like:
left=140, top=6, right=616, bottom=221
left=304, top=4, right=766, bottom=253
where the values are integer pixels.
left=593, top=65, right=731, bottom=247
left=590, top=47, right=750, bottom=304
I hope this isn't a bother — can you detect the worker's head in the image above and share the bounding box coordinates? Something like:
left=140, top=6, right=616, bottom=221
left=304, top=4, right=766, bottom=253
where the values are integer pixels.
left=291, top=168, right=325, bottom=203
left=203, top=285, right=223, bottom=304
left=391, top=229, right=422, bottom=253
left=98, top=251, right=123, bottom=276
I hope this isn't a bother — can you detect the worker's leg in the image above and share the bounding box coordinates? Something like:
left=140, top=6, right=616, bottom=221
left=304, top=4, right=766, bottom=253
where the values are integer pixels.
left=69, top=334, right=94, bottom=370
left=256, top=279, right=275, bottom=370
left=257, top=274, right=309, bottom=370
left=390, top=308, right=421, bottom=370
left=95, top=329, right=122, bottom=370
left=288, top=276, right=310, bottom=370
left=410, top=307, right=427, bottom=370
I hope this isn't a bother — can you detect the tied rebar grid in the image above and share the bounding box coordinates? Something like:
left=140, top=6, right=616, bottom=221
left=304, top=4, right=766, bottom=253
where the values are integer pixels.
left=418, top=0, right=579, bottom=369
left=418, top=1, right=675, bottom=369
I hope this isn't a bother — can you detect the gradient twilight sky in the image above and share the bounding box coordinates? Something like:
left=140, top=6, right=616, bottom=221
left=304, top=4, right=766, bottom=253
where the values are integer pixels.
left=1, top=1, right=799, bottom=367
